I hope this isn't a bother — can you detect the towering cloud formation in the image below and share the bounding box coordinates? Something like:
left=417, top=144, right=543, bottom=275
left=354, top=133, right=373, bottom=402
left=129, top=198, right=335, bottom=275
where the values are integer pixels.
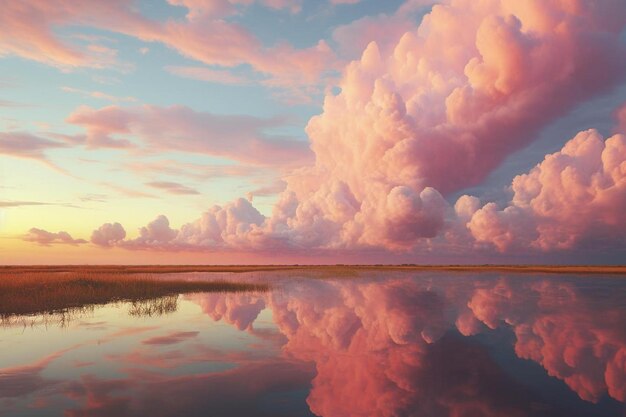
left=466, top=130, right=626, bottom=252
left=84, top=0, right=626, bottom=258
left=274, top=0, right=626, bottom=249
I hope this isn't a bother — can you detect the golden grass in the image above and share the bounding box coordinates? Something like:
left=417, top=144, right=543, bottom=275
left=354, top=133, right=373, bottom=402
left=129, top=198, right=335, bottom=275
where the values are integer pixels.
left=0, top=271, right=268, bottom=319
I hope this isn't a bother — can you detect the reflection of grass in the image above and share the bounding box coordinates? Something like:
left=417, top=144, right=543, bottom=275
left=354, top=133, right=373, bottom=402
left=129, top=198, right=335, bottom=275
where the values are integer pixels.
left=0, top=272, right=268, bottom=319
left=128, top=295, right=179, bottom=317
left=1, top=306, right=97, bottom=328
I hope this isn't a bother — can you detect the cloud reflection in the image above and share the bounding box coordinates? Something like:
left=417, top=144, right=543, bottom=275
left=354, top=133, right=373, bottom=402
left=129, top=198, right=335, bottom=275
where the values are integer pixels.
left=1, top=274, right=624, bottom=416
left=195, top=275, right=626, bottom=416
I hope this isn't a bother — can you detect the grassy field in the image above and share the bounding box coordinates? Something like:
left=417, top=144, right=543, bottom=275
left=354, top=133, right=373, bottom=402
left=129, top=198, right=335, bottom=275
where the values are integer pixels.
left=0, top=271, right=268, bottom=319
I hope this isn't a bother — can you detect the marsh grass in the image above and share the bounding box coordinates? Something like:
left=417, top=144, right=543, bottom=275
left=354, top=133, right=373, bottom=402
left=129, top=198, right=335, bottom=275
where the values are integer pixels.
left=0, top=271, right=268, bottom=320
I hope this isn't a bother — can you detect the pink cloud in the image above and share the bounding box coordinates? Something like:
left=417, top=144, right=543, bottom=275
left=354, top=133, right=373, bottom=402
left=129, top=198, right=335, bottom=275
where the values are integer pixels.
left=188, top=0, right=626, bottom=253
left=331, top=0, right=435, bottom=59
left=261, top=0, right=626, bottom=250
left=90, top=222, right=126, bottom=247
left=23, top=228, right=87, bottom=246
left=0, top=1, right=155, bottom=69
left=173, top=198, right=265, bottom=249
left=66, top=105, right=313, bottom=166
left=0, top=0, right=336, bottom=93
left=69, top=0, right=626, bottom=257
left=145, top=181, right=200, bottom=195
left=131, top=215, right=178, bottom=247
left=0, top=132, right=67, bottom=162
left=91, top=199, right=265, bottom=251
left=465, top=129, right=626, bottom=252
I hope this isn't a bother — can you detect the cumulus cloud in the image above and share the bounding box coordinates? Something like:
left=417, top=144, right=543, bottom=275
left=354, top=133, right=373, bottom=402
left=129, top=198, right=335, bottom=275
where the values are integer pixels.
left=175, top=199, right=265, bottom=249
left=82, top=0, right=626, bottom=258
left=261, top=0, right=626, bottom=252
left=128, top=215, right=178, bottom=248
left=66, top=105, right=313, bottom=166
left=90, top=222, right=126, bottom=247
left=23, top=228, right=87, bottom=246
left=465, top=130, right=626, bottom=252
left=88, top=200, right=265, bottom=251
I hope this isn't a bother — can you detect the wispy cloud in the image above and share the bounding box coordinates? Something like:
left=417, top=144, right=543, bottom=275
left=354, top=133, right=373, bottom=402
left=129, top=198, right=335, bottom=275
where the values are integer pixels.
left=0, top=132, right=70, bottom=173
left=67, top=105, right=313, bottom=166
left=0, top=0, right=338, bottom=95
left=61, top=86, right=137, bottom=103
left=0, top=201, right=51, bottom=208
left=0, top=99, right=31, bottom=107
left=146, top=181, right=200, bottom=195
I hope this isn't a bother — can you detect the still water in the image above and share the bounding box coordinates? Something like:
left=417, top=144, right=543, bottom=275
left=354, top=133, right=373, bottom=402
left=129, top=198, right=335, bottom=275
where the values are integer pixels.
left=1, top=271, right=625, bottom=416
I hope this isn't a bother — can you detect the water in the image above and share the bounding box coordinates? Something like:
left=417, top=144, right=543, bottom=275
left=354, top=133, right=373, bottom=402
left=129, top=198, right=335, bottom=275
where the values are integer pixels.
left=1, top=271, right=625, bottom=416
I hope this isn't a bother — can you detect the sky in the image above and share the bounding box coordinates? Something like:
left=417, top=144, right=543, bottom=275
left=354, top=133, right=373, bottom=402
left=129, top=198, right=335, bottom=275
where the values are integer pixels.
left=1, top=0, right=625, bottom=264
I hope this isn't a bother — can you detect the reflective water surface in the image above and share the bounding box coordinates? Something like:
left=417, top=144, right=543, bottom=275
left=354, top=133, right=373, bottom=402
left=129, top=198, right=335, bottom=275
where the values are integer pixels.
left=1, top=271, right=625, bottom=416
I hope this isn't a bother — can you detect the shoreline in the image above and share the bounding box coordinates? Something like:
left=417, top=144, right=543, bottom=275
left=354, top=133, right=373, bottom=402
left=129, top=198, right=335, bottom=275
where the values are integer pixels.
left=1, top=264, right=625, bottom=275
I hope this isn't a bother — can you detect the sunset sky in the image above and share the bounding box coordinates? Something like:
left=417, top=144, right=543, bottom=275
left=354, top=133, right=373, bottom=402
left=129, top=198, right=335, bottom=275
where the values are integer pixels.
left=1, top=0, right=625, bottom=264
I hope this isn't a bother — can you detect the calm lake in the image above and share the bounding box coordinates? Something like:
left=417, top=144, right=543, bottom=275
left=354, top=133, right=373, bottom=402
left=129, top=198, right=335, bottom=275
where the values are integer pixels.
left=1, top=271, right=625, bottom=416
